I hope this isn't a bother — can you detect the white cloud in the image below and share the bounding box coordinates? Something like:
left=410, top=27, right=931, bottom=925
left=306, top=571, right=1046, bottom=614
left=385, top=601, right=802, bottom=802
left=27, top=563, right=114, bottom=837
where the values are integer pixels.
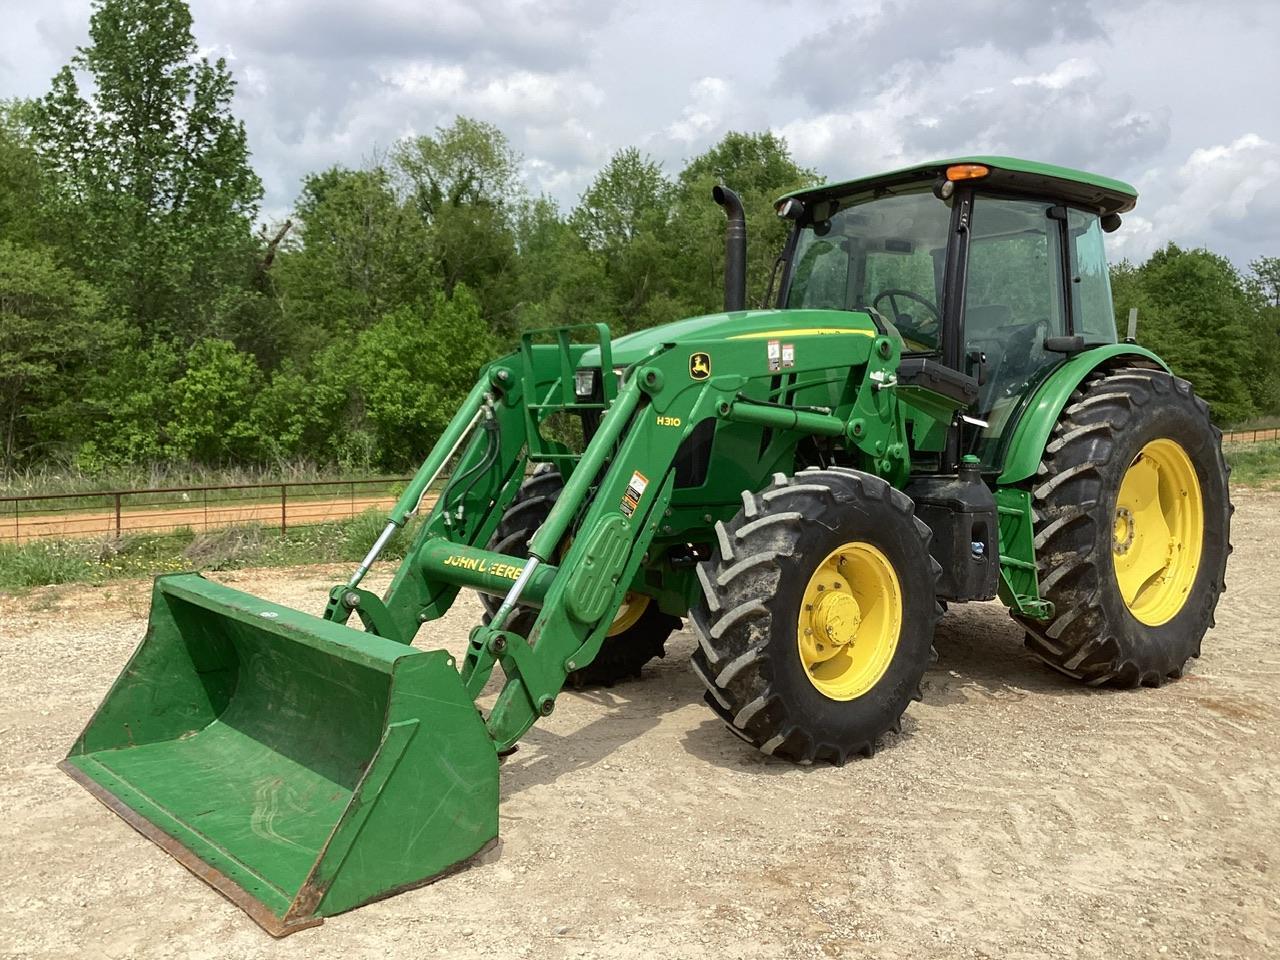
left=666, top=77, right=731, bottom=144
left=1, top=0, right=1276, bottom=264
left=1012, top=57, right=1099, bottom=90
left=1113, top=134, right=1280, bottom=261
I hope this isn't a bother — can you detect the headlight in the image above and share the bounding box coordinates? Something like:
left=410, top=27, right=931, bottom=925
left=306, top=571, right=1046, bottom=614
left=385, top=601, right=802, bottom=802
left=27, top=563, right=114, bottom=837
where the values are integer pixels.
left=574, top=368, right=597, bottom=397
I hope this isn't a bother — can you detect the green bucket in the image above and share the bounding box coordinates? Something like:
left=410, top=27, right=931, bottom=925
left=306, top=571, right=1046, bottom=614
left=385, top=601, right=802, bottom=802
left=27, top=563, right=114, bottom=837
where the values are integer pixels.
left=62, top=573, right=498, bottom=936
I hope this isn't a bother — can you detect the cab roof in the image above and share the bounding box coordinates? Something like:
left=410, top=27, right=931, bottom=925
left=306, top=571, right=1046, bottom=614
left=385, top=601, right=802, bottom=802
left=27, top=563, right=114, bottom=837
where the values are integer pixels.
left=778, top=156, right=1138, bottom=217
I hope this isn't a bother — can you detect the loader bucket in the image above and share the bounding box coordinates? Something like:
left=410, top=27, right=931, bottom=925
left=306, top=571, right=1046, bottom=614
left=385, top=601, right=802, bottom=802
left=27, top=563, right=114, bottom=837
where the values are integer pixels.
left=61, top=573, right=498, bottom=936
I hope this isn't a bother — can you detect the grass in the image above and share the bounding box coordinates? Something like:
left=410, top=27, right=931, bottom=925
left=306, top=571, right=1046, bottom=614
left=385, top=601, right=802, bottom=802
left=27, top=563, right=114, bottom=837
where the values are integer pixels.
left=0, top=509, right=423, bottom=592
left=1225, top=414, right=1280, bottom=433
left=1225, top=442, right=1280, bottom=489
left=0, top=461, right=410, bottom=500
left=6, top=440, right=1278, bottom=591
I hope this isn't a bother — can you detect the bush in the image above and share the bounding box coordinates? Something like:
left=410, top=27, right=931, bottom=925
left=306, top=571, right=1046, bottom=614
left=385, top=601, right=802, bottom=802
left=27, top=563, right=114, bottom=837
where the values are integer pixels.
left=0, top=539, right=99, bottom=588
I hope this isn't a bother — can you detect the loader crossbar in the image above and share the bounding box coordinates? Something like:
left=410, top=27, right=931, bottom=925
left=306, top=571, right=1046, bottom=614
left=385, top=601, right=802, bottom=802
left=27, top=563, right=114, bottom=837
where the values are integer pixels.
left=63, top=319, right=916, bottom=933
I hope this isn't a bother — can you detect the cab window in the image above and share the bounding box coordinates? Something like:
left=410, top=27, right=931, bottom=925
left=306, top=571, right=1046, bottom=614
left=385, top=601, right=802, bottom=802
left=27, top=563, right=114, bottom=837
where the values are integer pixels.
left=786, top=188, right=952, bottom=352
left=1069, top=208, right=1118, bottom=343
left=963, top=196, right=1067, bottom=466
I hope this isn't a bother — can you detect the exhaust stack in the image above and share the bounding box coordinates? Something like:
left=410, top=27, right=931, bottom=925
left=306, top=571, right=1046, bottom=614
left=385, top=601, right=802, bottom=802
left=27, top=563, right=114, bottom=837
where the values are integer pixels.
left=713, top=185, right=746, bottom=312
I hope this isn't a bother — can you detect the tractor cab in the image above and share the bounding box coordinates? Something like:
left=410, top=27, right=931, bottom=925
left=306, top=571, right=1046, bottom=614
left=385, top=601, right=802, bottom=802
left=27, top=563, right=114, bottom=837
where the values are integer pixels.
left=774, top=157, right=1138, bottom=471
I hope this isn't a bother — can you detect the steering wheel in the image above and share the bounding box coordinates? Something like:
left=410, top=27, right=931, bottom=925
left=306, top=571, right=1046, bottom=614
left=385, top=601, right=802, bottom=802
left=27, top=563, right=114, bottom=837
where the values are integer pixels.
left=873, top=288, right=942, bottom=335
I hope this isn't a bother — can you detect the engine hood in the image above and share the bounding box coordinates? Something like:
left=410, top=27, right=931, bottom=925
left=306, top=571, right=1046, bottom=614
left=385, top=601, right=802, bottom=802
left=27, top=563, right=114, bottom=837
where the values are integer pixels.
left=579, top=308, right=882, bottom=369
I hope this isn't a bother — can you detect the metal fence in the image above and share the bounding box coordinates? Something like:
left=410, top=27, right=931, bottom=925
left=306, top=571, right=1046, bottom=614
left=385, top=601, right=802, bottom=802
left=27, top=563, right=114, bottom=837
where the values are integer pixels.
left=1, top=477, right=416, bottom=544
left=1221, top=427, right=1280, bottom=445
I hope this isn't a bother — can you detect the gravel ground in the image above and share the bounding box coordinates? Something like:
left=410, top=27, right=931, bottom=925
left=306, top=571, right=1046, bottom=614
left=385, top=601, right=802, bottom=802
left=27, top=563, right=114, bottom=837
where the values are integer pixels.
left=1, top=491, right=1277, bottom=960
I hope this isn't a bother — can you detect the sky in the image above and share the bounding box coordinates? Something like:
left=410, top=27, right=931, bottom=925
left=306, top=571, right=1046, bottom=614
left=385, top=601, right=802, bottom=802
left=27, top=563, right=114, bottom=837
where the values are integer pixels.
left=2, top=0, right=1278, bottom=267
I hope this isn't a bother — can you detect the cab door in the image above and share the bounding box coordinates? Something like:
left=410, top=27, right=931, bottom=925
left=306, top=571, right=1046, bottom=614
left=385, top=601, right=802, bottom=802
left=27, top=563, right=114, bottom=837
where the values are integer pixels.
left=958, top=194, right=1071, bottom=468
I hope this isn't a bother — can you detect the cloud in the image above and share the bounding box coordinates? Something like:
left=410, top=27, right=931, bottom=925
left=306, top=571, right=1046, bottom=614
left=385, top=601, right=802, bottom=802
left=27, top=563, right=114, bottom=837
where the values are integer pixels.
left=1011, top=57, right=1099, bottom=90
left=666, top=77, right=731, bottom=144
left=1111, top=134, right=1280, bottom=263
left=383, top=63, right=604, bottom=121
left=201, top=0, right=616, bottom=72
left=1, top=0, right=1276, bottom=267
left=776, top=0, right=1108, bottom=109
left=903, top=57, right=1170, bottom=170
left=775, top=52, right=1169, bottom=187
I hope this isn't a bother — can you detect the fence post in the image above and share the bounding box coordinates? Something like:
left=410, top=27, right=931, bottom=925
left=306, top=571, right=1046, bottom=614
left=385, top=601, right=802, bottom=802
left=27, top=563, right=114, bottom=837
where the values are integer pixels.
left=114, top=492, right=122, bottom=539
left=281, top=484, right=288, bottom=535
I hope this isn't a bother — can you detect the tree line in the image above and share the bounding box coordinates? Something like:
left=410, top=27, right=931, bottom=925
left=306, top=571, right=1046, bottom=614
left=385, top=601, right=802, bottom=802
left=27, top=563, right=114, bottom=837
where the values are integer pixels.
left=1, top=0, right=1276, bottom=476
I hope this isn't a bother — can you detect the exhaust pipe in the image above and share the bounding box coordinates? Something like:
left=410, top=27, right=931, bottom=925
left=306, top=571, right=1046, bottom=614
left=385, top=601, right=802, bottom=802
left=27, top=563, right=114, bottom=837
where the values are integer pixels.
left=712, top=185, right=746, bottom=312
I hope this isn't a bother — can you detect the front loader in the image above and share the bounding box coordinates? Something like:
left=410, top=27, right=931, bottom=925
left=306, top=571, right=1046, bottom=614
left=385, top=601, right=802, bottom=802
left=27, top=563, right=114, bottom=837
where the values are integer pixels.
left=64, top=157, right=1231, bottom=934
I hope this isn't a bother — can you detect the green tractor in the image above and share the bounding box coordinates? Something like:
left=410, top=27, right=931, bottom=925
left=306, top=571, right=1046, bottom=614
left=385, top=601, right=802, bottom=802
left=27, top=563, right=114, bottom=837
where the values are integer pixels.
left=63, top=157, right=1231, bottom=934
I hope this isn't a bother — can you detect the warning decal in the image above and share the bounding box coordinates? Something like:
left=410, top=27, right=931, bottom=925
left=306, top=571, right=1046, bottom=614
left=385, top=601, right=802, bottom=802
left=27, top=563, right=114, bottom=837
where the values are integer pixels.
left=767, top=339, right=782, bottom=372
left=620, top=470, right=649, bottom=517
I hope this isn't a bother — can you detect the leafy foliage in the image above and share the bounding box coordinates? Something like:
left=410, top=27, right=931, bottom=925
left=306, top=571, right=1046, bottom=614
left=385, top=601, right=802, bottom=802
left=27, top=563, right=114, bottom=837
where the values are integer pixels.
left=1111, top=245, right=1265, bottom=424
left=1, top=0, right=1276, bottom=482
left=0, top=242, right=109, bottom=464
left=30, top=0, right=264, bottom=345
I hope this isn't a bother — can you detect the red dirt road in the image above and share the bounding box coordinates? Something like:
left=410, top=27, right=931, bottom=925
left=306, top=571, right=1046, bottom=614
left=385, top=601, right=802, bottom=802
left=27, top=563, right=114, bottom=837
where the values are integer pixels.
left=5, top=494, right=438, bottom=543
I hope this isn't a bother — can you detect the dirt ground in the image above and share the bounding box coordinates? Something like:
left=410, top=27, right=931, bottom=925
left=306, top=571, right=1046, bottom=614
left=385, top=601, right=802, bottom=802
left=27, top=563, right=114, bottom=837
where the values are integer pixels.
left=1, top=492, right=1277, bottom=960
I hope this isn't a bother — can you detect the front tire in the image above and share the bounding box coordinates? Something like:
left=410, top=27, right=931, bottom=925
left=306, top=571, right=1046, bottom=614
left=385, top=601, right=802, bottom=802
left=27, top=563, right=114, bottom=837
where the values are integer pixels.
left=1018, top=367, right=1232, bottom=686
left=481, top=466, right=679, bottom=687
left=690, top=468, right=942, bottom=763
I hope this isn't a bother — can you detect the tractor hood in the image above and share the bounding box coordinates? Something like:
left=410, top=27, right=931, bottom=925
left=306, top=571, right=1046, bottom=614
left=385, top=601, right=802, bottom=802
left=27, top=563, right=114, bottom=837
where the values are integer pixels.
left=579, top=308, right=882, bottom=370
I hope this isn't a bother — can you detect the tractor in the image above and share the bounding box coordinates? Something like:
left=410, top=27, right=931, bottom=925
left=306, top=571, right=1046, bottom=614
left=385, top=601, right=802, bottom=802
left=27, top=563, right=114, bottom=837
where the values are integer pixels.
left=62, top=157, right=1231, bottom=935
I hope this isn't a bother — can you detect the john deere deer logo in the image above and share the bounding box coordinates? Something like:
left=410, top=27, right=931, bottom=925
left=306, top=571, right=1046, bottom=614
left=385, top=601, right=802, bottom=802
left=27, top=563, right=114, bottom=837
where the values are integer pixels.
left=690, top=352, right=711, bottom=380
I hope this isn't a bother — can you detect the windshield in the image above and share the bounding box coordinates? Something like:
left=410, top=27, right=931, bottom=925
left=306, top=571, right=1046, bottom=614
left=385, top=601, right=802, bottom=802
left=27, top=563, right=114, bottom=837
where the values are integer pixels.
left=784, top=187, right=953, bottom=352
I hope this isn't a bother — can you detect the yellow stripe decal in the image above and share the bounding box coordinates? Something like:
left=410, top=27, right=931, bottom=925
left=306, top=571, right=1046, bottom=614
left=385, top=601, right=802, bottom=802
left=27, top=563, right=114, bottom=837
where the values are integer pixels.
left=727, top=328, right=877, bottom=341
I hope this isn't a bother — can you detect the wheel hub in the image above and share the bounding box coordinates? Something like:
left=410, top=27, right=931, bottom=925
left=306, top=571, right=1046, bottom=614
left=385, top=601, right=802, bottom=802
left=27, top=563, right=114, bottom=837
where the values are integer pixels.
left=813, top=590, right=862, bottom=654
left=797, top=543, right=902, bottom=701
left=1112, top=439, right=1204, bottom=626
left=1113, top=506, right=1135, bottom=555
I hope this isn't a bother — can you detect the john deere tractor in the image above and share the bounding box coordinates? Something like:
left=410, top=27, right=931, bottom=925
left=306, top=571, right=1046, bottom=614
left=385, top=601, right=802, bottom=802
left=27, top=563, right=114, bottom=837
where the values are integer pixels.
left=63, top=157, right=1230, bottom=934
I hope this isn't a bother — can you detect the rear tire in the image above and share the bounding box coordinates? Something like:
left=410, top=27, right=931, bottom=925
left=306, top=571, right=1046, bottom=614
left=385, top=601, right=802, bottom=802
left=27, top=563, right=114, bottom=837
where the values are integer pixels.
left=1017, top=367, right=1232, bottom=686
left=690, top=468, right=942, bottom=763
left=481, top=465, right=679, bottom=687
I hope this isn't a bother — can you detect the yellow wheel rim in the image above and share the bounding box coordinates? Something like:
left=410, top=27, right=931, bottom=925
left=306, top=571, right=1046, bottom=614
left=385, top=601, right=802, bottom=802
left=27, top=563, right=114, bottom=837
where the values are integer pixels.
left=608, top=592, right=650, bottom=637
left=796, top=542, right=902, bottom=700
left=1113, top=438, right=1204, bottom=626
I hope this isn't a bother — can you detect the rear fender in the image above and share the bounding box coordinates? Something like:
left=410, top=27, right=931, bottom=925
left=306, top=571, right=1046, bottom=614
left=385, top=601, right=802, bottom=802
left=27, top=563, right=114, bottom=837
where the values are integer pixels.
left=996, top=344, right=1168, bottom=485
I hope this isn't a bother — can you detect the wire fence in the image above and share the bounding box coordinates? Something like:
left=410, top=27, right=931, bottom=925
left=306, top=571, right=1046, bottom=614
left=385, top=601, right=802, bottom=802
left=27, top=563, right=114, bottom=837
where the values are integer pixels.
left=1221, top=427, right=1280, bottom=445
left=3, top=423, right=1275, bottom=545
left=0, top=477, right=418, bottom=545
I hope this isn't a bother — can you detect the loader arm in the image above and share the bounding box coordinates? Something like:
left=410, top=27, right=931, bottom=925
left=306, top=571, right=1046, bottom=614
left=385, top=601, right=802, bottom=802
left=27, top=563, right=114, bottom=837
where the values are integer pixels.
left=366, top=322, right=910, bottom=750
left=61, top=321, right=917, bottom=933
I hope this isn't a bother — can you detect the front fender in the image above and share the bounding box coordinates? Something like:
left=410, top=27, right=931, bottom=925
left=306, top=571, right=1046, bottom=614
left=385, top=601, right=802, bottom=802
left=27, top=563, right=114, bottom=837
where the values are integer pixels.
left=996, top=344, right=1169, bottom=485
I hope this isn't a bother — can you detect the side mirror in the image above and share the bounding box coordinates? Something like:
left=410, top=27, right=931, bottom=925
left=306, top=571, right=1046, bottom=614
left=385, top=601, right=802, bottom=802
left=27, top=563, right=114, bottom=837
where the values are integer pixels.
left=1044, top=335, right=1086, bottom=354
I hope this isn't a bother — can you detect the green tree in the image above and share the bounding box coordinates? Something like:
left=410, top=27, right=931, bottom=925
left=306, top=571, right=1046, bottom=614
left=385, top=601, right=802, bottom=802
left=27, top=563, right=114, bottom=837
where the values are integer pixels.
left=567, top=148, right=677, bottom=332
left=1245, top=257, right=1280, bottom=415
left=0, top=101, right=53, bottom=249
left=328, top=287, right=496, bottom=469
left=1112, top=245, right=1256, bottom=424
left=0, top=241, right=107, bottom=466
left=512, top=195, right=594, bottom=329
left=164, top=339, right=263, bottom=463
left=273, top=164, right=433, bottom=355
left=1250, top=256, right=1280, bottom=308
left=670, top=132, right=817, bottom=315
left=31, top=0, right=264, bottom=343
left=392, top=118, right=523, bottom=333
